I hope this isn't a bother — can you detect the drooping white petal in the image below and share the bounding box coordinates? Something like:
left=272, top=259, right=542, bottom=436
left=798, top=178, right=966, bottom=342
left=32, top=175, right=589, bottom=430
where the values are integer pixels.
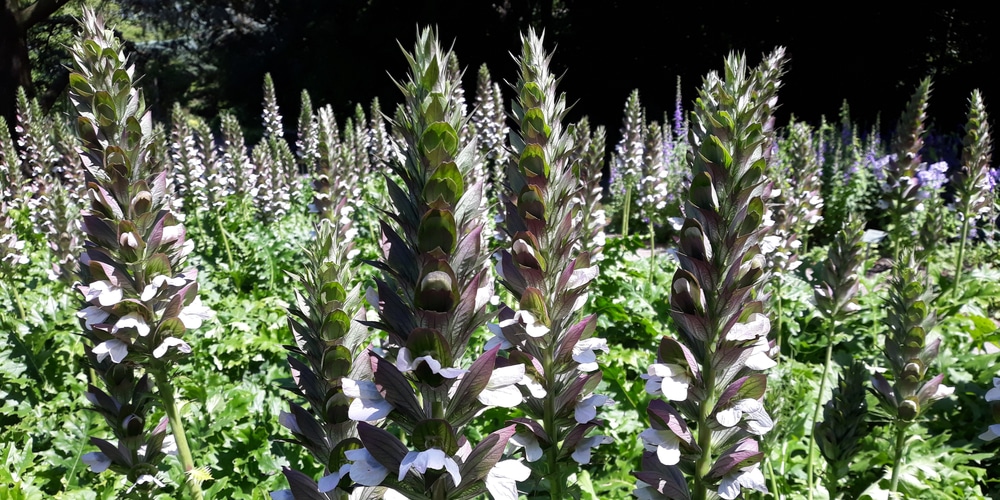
left=153, top=337, right=191, bottom=358
left=485, top=460, right=531, bottom=500
left=642, top=363, right=690, bottom=401
left=572, top=337, right=609, bottom=372
left=93, top=339, right=128, bottom=363
left=744, top=336, right=776, bottom=370
left=342, top=379, right=393, bottom=422
left=726, top=313, right=770, bottom=341
left=571, top=435, right=612, bottom=464
left=979, top=423, right=1000, bottom=442
left=639, top=428, right=681, bottom=466
left=87, top=280, right=123, bottom=307
left=566, top=266, right=599, bottom=289
left=346, top=448, right=389, bottom=486
left=318, top=463, right=352, bottom=492
left=479, top=365, right=526, bottom=408
left=114, top=312, right=150, bottom=337
left=574, top=394, right=611, bottom=424
left=718, top=464, right=767, bottom=499
left=509, top=431, right=543, bottom=462
left=178, top=298, right=212, bottom=329
left=77, top=306, right=110, bottom=330
left=270, top=490, right=293, bottom=500
left=82, top=451, right=111, bottom=473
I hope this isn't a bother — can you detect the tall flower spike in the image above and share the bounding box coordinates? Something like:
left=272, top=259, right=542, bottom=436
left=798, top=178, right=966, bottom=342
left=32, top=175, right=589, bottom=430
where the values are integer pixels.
left=611, top=89, right=644, bottom=237
left=219, top=110, right=256, bottom=203
left=634, top=48, right=786, bottom=500
left=68, top=9, right=207, bottom=498
left=952, top=90, right=992, bottom=294
left=881, top=78, right=931, bottom=261
left=469, top=63, right=509, bottom=208
left=769, top=120, right=824, bottom=272
left=491, top=29, right=610, bottom=499
left=271, top=215, right=374, bottom=499
left=344, top=27, right=518, bottom=499
left=568, top=117, right=607, bottom=262
left=815, top=360, right=870, bottom=498
left=871, top=253, right=953, bottom=495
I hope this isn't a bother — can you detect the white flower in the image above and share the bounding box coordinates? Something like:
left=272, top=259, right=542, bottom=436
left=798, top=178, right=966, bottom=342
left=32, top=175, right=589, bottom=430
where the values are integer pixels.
left=571, top=435, right=612, bottom=464
left=319, top=464, right=352, bottom=492
left=178, top=297, right=213, bottom=329
left=485, top=460, right=531, bottom=500
left=572, top=337, right=609, bottom=372
left=484, top=323, right=514, bottom=350
left=395, top=348, right=466, bottom=378
left=726, top=313, right=770, bottom=341
left=639, top=428, right=681, bottom=466
left=161, top=224, right=183, bottom=244
left=113, top=312, right=150, bottom=337
left=744, top=336, right=776, bottom=371
left=153, top=337, right=191, bottom=358
left=641, top=363, right=690, bottom=401
left=82, top=451, right=111, bottom=472
left=120, top=231, right=138, bottom=248
left=398, top=448, right=461, bottom=486
left=270, top=491, right=293, bottom=500
left=633, top=480, right=660, bottom=500
left=933, top=384, right=955, bottom=400
left=575, top=394, right=612, bottom=424
left=77, top=306, right=110, bottom=330
left=980, top=423, right=1000, bottom=442
left=716, top=399, right=773, bottom=435
left=85, top=280, right=123, bottom=307
left=718, top=463, right=767, bottom=499
left=140, top=275, right=186, bottom=301
left=566, top=266, right=599, bottom=289
left=342, top=378, right=393, bottom=421
left=509, top=431, right=543, bottom=462
left=346, top=448, right=389, bottom=486
left=93, top=339, right=128, bottom=363
left=477, top=364, right=526, bottom=408
left=986, top=377, right=1000, bottom=402
left=514, top=310, right=549, bottom=338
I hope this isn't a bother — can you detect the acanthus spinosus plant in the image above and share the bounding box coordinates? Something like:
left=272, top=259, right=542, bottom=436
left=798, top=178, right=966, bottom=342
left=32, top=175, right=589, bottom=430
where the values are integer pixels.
left=567, top=116, right=608, bottom=263
left=951, top=90, right=992, bottom=294
left=489, top=28, right=610, bottom=499
left=633, top=48, right=786, bottom=500
left=342, top=27, right=528, bottom=500
left=68, top=9, right=211, bottom=498
left=271, top=212, right=374, bottom=500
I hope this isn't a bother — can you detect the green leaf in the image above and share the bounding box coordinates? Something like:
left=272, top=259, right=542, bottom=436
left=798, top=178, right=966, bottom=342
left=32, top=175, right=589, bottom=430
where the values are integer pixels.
left=518, top=143, right=549, bottom=179
left=417, top=208, right=457, bottom=254
left=423, top=161, right=464, bottom=205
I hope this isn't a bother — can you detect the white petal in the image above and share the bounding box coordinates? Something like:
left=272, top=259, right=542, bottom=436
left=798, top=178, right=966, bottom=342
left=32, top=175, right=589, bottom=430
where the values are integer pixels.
left=570, top=435, right=610, bottom=465
left=487, top=364, right=527, bottom=388
left=346, top=448, right=389, bottom=486
left=443, top=457, right=462, bottom=486
left=82, top=452, right=111, bottom=473
left=988, top=386, right=1000, bottom=402
left=93, top=339, right=129, bottom=363
left=979, top=424, right=1000, bottom=442
left=479, top=385, right=524, bottom=408
left=933, top=384, right=955, bottom=400
left=318, top=464, right=352, bottom=492
left=270, top=490, right=293, bottom=500
left=153, top=337, right=191, bottom=358
left=77, top=306, right=110, bottom=330
left=567, top=266, right=599, bottom=289
left=717, top=472, right=741, bottom=500
left=115, top=312, right=150, bottom=337
left=716, top=407, right=741, bottom=428
left=510, top=432, right=543, bottom=462
left=485, top=460, right=531, bottom=500
left=726, top=313, right=770, bottom=341
left=178, top=298, right=212, bottom=329
left=744, top=337, right=776, bottom=370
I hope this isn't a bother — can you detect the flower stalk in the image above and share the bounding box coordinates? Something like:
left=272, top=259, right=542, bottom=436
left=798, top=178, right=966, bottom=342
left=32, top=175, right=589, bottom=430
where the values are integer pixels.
left=952, top=90, right=992, bottom=295
left=633, top=48, right=786, bottom=500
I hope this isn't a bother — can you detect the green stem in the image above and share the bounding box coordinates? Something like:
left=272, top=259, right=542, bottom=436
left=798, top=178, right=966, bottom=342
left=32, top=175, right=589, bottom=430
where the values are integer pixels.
left=692, top=363, right=716, bottom=500
left=648, top=219, right=656, bottom=296
left=774, top=279, right=783, bottom=357
left=765, top=455, right=780, bottom=500
left=10, top=282, right=26, bottom=322
left=953, top=209, right=970, bottom=297
left=888, top=424, right=907, bottom=498
left=806, top=335, right=834, bottom=500
left=541, top=347, right=561, bottom=500
left=622, top=186, right=632, bottom=238
left=151, top=366, right=204, bottom=500
left=215, top=213, right=238, bottom=289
